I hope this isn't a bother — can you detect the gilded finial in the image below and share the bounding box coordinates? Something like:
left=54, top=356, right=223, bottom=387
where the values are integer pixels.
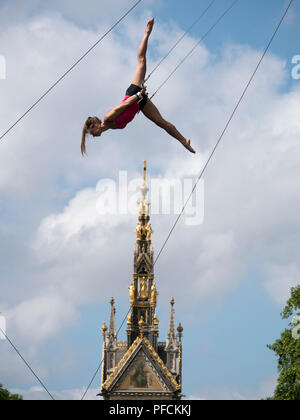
left=177, top=323, right=183, bottom=333
left=139, top=161, right=149, bottom=216
left=102, top=322, right=108, bottom=350
left=101, top=322, right=108, bottom=333
left=143, top=160, right=147, bottom=183
left=177, top=323, right=183, bottom=342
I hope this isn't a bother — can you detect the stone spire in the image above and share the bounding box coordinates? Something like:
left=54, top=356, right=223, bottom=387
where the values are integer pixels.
left=127, top=160, right=157, bottom=349
left=100, top=161, right=184, bottom=400
left=134, top=160, right=153, bottom=250
left=139, top=160, right=150, bottom=217
left=107, top=297, right=117, bottom=345
left=166, top=297, right=179, bottom=376
left=166, top=297, right=177, bottom=349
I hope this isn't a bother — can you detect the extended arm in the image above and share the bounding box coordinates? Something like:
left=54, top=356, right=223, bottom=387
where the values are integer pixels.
left=104, top=92, right=143, bottom=123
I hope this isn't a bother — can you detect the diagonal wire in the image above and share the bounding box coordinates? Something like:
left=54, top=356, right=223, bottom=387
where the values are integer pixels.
left=0, top=0, right=144, bottom=143
left=150, top=0, right=241, bottom=99
left=71, top=0, right=294, bottom=401
left=144, top=0, right=217, bottom=83
left=0, top=1, right=143, bottom=402
left=80, top=307, right=131, bottom=401
left=153, top=0, right=295, bottom=265
left=80, top=0, right=242, bottom=401
left=0, top=325, right=55, bottom=400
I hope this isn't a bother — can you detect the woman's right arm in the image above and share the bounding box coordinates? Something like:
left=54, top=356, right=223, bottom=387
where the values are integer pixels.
left=104, top=95, right=139, bottom=123
left=104, top=87, right=146, bottom=123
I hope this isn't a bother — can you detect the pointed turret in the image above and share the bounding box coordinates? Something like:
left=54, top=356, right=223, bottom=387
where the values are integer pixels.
left=165, top=298, right=180, bottom=378
left=166, top=297, right=177, bottom=348
left=107, top=297, right=117, bottom=345
left=105, top=298, right=118, bottom=375
left=127, top=161, right=158, bottom=349
left=100, top=161, right=183, bottom=400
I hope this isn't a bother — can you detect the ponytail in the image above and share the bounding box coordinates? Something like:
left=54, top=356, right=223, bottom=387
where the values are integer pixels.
left=81, top=116, right=102, bottom=156
left=81, top=124, right=88, bottom=156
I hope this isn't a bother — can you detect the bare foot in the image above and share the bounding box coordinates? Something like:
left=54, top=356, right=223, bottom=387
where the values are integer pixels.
left=184, top=139, right=196, bottom=154
left=145, top=18, right=155, bottom=35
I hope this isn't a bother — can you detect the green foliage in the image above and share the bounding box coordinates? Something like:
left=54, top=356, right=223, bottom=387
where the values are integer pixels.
left=281, top=286, right=300, bottom=320
left=267, top=285, right=300, bottom=400
left=0, top=384, right=23, bottom=400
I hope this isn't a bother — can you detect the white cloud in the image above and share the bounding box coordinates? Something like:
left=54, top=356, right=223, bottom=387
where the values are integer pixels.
left=7, top=293, right=79, bottom=344
left=1, top=4, right=300, bottom=394
left=263, top=264, right=300, bottom=306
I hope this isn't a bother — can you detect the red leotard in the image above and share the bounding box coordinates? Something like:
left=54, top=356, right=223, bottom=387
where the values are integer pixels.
left=114, top=96, right=140, bottom=129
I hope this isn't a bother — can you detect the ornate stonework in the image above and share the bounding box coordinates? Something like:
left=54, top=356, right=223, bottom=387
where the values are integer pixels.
left=100, top=162, right=183, bottom=400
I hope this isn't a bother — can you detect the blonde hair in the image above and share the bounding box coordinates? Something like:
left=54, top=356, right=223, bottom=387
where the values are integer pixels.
left=81, top=116, right=102, bottom=156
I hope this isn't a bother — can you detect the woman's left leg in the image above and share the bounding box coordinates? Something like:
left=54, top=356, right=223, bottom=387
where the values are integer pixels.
left=142, top=99, right=196, bottom=153
left=131, top=18, right=154, bottom=87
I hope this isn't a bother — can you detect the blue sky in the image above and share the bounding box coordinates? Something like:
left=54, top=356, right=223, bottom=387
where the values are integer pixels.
left=0, top=0, right=299, bottom=400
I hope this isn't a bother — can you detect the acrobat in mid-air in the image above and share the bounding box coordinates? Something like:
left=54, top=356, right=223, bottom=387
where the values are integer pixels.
left=81, top=18, right=196, bottom=155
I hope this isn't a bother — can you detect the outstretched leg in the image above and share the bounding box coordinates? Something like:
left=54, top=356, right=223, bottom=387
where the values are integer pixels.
left=142, top=99, right=196, bottom=154
left=131, top=18, right=154, bottom=87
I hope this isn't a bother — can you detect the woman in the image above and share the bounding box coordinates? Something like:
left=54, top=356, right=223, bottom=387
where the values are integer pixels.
left=81, top=18, right=196, bottom=155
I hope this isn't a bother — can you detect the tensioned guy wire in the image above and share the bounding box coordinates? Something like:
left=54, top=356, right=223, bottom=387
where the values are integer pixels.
left=0, top=326, right=55, bottom=400
left=144, top=0, right=217, bottom=84
left=0, top=0, right=144, bottom=401
left=150, top=0, right=241, bottom=99
left=80, top=307, right=131, bottom=400
left=0, top=0, right=144, bottom=143
left=1, top=0, right=294, bottom=401
left=79, top=0, right=245, bottom=400
left=153, top=0, right=295, bottom=265
left=81, top=0, right=295, bottom=401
